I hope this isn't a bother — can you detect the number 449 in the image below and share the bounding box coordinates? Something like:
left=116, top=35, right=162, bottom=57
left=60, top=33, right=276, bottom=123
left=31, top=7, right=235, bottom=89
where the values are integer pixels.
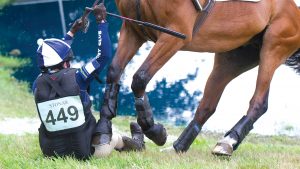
left=46, top=106, right=79, bottom=125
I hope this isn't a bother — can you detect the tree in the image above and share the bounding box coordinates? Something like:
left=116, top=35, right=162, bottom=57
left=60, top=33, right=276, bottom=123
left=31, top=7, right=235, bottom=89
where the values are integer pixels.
left=0, top=0, right=14, bottom=9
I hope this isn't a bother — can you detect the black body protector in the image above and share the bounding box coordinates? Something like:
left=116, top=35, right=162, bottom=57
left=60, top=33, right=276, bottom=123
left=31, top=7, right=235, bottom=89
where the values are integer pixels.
left=34, top=68, right=92, bottom=136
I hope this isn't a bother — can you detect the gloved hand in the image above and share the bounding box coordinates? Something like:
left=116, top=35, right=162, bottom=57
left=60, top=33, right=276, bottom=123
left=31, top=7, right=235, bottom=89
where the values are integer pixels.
left=93, top=3, right=107, bottom=23
left=70, top=18, right=85, bottom=34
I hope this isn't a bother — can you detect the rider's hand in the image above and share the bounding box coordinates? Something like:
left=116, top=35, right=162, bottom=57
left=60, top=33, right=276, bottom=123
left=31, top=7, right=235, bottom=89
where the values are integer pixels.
left=70, top=18, right=84, bottom=34
left=93, top=3, right=107, bottom=23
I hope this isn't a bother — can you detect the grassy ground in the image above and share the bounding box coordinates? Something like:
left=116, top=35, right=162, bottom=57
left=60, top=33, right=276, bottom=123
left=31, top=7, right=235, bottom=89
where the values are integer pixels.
left=0, top=123, right=300, bottom=169
left=0, top=55, right=300, bottom=169
left=0, top=55, right=37, bottom=119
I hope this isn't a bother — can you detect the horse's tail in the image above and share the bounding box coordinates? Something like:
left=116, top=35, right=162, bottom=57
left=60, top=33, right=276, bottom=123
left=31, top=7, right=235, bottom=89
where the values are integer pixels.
left=285, top=49, right=300, bottom=73
left=288, top=6, right=300, bottom=72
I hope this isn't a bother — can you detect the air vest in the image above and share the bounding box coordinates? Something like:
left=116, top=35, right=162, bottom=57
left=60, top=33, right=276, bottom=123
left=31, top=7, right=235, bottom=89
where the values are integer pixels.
left=34, top=68, right=93, bottom=136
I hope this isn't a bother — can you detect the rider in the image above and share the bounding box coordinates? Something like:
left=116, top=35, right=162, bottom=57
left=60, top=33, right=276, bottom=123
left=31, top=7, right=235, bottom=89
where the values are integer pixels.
left=32, top=4, right=144, bottom=160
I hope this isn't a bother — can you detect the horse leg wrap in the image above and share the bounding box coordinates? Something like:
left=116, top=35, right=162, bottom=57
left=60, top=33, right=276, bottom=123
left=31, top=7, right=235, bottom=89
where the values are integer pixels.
left=135, top=95, right=167, bottom=146
left=173, top=120, right=202, bottom=153
left=96, top=83, right=120, bottom=145
left=225, top=115, right=254, bottom=150
left=94, top=118, right=113, bottom=145
left=100, top=83, right=120, bottom=119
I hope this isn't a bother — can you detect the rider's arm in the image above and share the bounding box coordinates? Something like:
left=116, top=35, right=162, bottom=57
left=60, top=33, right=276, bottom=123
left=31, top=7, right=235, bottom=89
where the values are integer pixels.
left=62, top=17, right=84, bottom=45
left=76, top=21, right=112, bottom=86
left=62, top=32, right=74, bottom=46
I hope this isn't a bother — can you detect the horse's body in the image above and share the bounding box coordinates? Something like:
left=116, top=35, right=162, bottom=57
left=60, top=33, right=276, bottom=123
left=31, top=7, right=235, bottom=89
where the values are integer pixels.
left=99, top=0, right=300, bottom=156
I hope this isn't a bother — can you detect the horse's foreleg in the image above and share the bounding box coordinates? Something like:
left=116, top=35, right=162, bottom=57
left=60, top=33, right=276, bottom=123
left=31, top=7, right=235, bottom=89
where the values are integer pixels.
left=174, top=45, right=260, bottom=153
left=131, top=35, right=187, bottom=146
left=213, top=21, right=300, bottom=156
left=98, top=24, right=145, bottom=145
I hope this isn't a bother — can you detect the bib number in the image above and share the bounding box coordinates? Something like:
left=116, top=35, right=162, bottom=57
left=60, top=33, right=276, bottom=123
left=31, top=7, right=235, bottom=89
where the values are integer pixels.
left=37, top=96, right=85, bottom=132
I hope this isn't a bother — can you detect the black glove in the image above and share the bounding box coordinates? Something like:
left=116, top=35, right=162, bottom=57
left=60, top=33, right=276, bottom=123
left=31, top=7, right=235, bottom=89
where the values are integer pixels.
left=93, top=3, right=107, bottom=23
left=70, top=18, right=84, bottom=34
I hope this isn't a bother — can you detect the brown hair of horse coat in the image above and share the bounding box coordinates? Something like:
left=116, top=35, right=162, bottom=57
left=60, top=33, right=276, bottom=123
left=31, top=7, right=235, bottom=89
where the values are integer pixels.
left=103, top=0, right=300, bottom=151
left=114, top=1, right=300, bottom=112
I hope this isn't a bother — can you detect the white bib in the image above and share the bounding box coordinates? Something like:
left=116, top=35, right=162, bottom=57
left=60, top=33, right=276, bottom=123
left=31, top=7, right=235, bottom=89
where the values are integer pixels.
left=37, top=96, right=85, bottom=132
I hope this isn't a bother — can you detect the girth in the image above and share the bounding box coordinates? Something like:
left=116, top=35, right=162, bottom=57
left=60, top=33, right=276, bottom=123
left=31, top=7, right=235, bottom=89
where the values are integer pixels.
left=136, top=0, right=156, bottom=42
left=135, top=0, right=215, bottom=40
left=192, top=0, right=215, bottom=36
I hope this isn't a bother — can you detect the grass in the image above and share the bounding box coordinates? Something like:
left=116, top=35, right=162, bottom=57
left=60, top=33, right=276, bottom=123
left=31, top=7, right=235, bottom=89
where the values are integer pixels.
left=0, top=55, right=300, bottom=169
left=0, top=126, right=300, bottom=169
left=0, top=55, right=37, bottom=119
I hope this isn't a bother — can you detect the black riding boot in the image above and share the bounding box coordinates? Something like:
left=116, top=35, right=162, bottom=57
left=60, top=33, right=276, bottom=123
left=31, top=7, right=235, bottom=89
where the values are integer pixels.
left=121, top=122, right=145, bottom=151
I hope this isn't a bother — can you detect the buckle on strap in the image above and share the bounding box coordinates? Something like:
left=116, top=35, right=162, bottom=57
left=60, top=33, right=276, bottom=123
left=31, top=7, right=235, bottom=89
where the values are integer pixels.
left=192, top=0, right=203, bottom=11
left=192, top=0, right=214, bottom=12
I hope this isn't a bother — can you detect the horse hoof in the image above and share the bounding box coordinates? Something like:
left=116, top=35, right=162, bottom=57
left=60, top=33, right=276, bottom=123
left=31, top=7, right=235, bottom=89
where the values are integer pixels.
left=144, top=123, right=167, bottom=146
left=211, top=142, right=233, bottom=156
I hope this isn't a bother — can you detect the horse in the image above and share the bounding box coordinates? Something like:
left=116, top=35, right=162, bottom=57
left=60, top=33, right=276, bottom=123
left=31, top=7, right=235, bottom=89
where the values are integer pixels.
left=98, top=0, right=300, bottom=156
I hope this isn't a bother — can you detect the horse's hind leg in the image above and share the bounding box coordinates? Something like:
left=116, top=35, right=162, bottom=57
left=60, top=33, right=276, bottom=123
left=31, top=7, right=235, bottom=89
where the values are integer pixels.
left=173, top=44, right=260, bottom=152
left=213, top=14, right=300, bottom=156
left=98, top=24, right=145, bottom=145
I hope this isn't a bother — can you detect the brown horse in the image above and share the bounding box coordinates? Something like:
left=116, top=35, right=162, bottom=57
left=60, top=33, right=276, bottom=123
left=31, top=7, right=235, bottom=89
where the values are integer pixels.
left=98, top=0, right=300, bottom=156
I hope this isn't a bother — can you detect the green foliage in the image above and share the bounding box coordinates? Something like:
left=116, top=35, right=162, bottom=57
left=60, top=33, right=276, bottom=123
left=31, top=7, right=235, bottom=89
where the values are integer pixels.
left=0, top=0, right=14, bottom=9
left=0, top=55, right=37, bottom=119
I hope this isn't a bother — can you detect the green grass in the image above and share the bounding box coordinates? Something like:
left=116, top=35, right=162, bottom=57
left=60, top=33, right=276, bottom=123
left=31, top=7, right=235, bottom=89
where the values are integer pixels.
left=0, top=128, right=300, bottom=169
left=0, top=55, right=37, bottom=119
left=1, top=54, right=300, bottom=169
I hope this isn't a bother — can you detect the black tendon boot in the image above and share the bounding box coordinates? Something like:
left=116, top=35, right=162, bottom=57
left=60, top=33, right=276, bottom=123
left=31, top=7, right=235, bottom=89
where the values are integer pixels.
left=173, top=120, right=202, bottom=153
left=225, top=115, right=254, bottom=150
left=135, top=95, right=167, bottom=146
left=93, top=118, right=112, bottom=145
left=121, top=122, right=145, bottom=151
left=101, top=83, right=120, bottom=119
left=212, top=115, right=254, bottom=156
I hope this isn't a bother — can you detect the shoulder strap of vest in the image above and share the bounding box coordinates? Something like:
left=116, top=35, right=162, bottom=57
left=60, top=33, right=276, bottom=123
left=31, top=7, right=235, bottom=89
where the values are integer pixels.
left=41, top=69, right=74, bottom=97
left=42, top=75, right=67, bottom=97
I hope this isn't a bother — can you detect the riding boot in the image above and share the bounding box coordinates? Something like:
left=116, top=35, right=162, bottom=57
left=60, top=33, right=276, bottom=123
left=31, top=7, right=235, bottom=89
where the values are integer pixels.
left=120, top=122, right=145, bottom=151
left=135, top=95, right=167, bottom=146
left=173, top=120, right=202, bottom=153
left=98, top=83, right=120, bottom=144
left=225, top=115, right=254, bottom=150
